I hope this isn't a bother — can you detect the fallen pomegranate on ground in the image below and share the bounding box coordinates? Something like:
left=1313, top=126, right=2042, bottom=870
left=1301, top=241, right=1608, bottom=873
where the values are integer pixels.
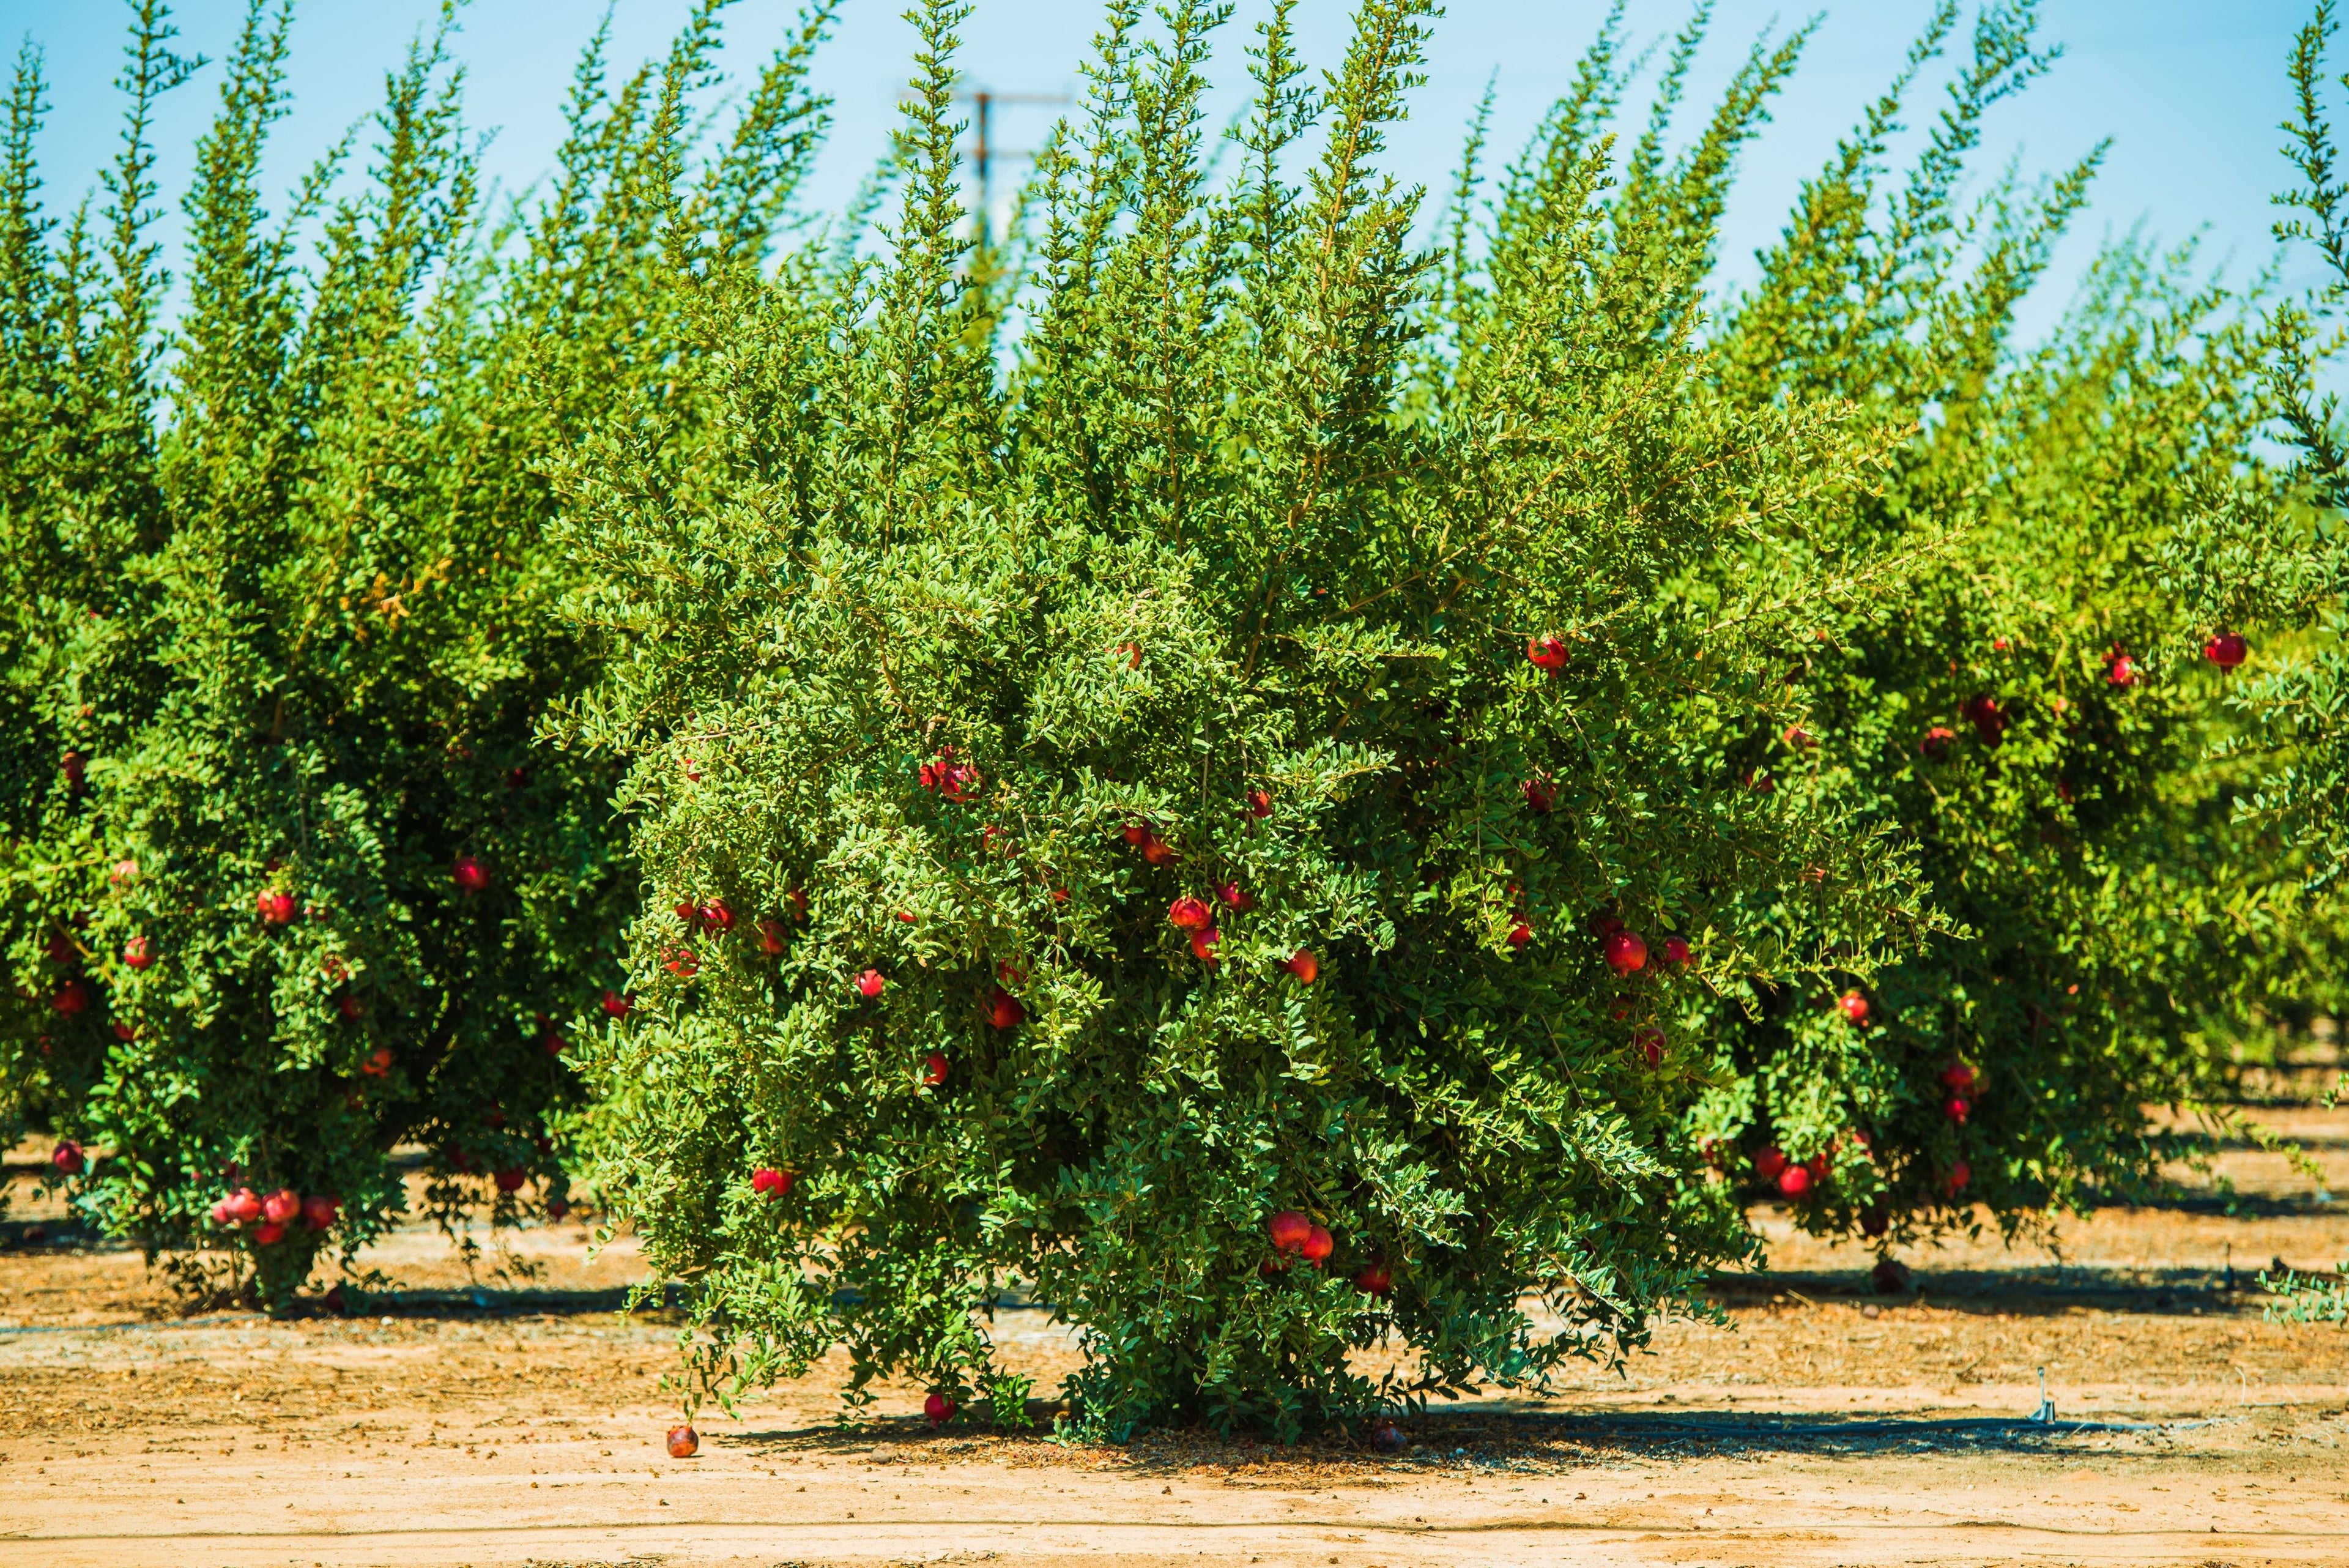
left=666, top=1425, right=699, bottom=1458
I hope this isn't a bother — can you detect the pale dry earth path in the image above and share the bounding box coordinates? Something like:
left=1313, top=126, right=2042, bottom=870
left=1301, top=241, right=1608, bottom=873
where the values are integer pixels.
left=0, top=1104, right=2345, bottom=1567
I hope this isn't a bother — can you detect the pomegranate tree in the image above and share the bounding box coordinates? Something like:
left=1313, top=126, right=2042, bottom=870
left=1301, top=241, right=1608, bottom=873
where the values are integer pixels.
left=563, top=0, right=1939, bottom=1444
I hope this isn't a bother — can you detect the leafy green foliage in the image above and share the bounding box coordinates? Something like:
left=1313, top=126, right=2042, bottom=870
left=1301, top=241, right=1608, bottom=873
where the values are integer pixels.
left=0, top=0, right=834, bottom=1306
left=557, top=0, right=1946, bottom=1442
left=1688, top=0, right=2318, bottom=1246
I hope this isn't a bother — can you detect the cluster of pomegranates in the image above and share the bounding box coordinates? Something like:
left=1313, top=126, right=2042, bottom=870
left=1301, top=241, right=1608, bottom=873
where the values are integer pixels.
left=917, top=746, right=978, bottom=800
left=1739, top=1054, right=1979, bottom=1204
left=1584, top=919, right=1693, bottom=1065
left=210, top=1185, right=340, bottom=1245
left=1918, top=631, right=2247, bottom=760
left=1261, top=1209, right=1394, bottom=1296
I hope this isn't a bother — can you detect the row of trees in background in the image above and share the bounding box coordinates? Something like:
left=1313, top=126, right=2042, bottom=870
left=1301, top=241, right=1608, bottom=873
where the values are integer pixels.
left=5, top=0, right=2349, bottom=1438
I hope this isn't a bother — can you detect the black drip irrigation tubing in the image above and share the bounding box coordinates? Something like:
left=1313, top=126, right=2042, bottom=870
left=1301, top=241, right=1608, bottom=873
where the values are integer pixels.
left=1539, top=1413, right=2221, bottom=1440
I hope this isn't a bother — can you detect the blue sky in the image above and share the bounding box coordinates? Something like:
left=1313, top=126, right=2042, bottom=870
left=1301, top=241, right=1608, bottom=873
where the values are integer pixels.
left=10, top=2, right=2323, bottom=341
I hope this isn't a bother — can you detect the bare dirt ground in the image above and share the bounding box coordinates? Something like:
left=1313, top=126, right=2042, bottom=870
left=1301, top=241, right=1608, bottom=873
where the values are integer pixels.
left=2, top=1103, right=2347, bottom=1567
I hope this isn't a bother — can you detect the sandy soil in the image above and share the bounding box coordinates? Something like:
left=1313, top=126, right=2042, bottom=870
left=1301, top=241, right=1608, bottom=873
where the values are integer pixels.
left=1, top=1104, right=2345, bottom=1567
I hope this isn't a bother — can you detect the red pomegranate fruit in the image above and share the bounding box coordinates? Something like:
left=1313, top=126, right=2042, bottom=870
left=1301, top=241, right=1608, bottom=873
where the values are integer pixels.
left=262, top=1189, right=302, bottom=1225
left=1216, top=881, right=1253, bottom=912
left=50, top=1141, right=84, bottom=1176
left=1632, top=1027, right=1666, bottom=1068
left=1776, top=1164, right=1813, bottom=1198
left=452, top=855, right=488, bottom=891
left=1189, top=927, right=1220, bottom=962
left=1603, top=930, right=1647, bottom=976
left=856, top=969, right=886, bottom=999
left=50, top=981, right=88, bottom=1016
left=924, top=1392, right=957, bottom=1427
left=757, top=917, right=789, bottom=955
left=1284, top=949, right=1319, bottom=984
left=666, top=1425, right=699, bottom=1458
left=1507, top=921, right=1532, bottom=951
left=256, top=890, right=296, bottom=926
left=1526, top=636, right=1568, bottom=671
left=251, top=1222, right=285, bottom=1245
left=2203, top=632, right=2247, bottom=669
left=751, top=1167, right=793, bottom=1198
left=495, top=1167, right=528, bottom=1193
left=601, top=989, right=633, bottom=1018
left=1300, top=1224, right=1334, bottom=1267
left=301, top=1194, right=340, bottom=1230
left=1839, top=990, right=1869, bottom=1027
left=1168, top=896, right=1212, bottom=931
left=122, top=936, right=154, bottom=970
left=1521, top=777, right=1554, bottom=814
left=987, top=987, right=1026, bottom=1029
left=1354, top=1261, right=1392, bottom=1296
left=1753, top=1147, right=1788, bottom=1181
left=1919, top=725, right=1957, bottom=760
left=1661, top=935, right=1690, bottom=967
left=922, top=1052, right=948, bottom=1087
left=1268, top=1210, right=1312, bottom=1254
left=1244, top=789, right=1273, bottom=819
